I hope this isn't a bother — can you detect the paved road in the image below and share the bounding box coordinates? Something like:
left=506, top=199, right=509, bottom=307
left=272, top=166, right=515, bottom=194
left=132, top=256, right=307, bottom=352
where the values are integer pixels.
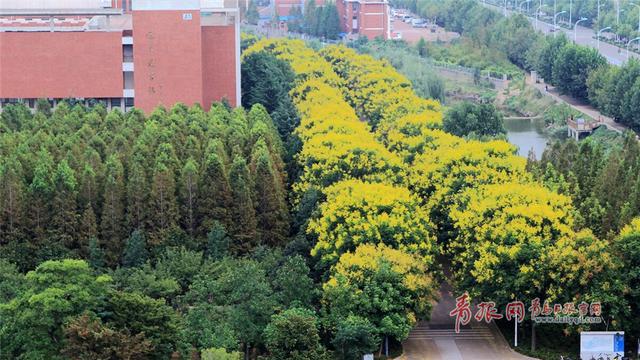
left=481, top=2, right=638, bottom=65
left=527, top=74, right=627, bottom=133
left=398, top=277, right=536, bottom=360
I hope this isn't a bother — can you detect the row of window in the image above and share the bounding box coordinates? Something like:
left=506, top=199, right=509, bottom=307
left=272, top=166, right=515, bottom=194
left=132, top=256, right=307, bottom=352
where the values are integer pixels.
left=0, top=98, right=134, bottom=110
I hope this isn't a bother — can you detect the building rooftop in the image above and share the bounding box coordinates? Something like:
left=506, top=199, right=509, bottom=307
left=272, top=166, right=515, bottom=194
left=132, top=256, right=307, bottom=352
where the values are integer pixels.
left=0, top=0, right=238, bottom=32
left=0, top=14, right=132, bottom=32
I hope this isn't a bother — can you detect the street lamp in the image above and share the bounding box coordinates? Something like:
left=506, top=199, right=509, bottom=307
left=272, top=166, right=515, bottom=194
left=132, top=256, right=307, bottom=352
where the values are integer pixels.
left=627, top=36, right=640, bottom=60
left=575, top=17, right=588, bottom=42
left=554, top=10, right=567, bottom=37
left=535, top=4, right=543, bottom=30
left=598, top=26, right=613, bottom=50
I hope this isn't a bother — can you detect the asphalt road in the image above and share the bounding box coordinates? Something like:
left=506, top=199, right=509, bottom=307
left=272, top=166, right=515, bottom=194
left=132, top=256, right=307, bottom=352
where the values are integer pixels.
left=481, top=2, right=638, bottom=65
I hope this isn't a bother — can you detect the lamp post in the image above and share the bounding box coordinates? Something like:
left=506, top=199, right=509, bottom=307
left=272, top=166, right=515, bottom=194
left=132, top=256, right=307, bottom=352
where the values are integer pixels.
left=627, top=36, right=640, bottom=60
left=504, top=0, right=508, bottom=16
left=554, top=10, right=567, bottom=37
left=575, top=17, right=588, bottom=42
left=598, top=26, right=612, bottom=50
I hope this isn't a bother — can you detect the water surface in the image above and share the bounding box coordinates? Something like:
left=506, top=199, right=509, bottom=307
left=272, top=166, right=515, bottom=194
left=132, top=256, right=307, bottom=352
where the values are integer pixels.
left=504, top=118, right=550, bottom=159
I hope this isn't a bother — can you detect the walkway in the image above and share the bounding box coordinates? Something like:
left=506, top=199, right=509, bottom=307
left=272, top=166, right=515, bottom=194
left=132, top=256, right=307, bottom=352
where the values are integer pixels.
left=397, top=272, right=537, bottom=360
left=526, top=74, right=626, bottom=133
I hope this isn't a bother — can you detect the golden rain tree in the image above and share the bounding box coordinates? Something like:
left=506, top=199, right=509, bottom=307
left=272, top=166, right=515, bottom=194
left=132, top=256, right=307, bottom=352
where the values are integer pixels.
left=308, top=179, right=437, bottom=269
left=322, top=243, right=438, bottom=346
left=410, top=139, right=528, bottom=243
left=448, top=182, right=575, bottom=305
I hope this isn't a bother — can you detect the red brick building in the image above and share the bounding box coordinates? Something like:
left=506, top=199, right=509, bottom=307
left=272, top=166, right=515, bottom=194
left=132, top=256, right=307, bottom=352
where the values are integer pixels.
left=336, top=0, right=390, bottom=39
left=273, top=0, right=325, bottom=19
left=0, top=0, right=241, bottom=114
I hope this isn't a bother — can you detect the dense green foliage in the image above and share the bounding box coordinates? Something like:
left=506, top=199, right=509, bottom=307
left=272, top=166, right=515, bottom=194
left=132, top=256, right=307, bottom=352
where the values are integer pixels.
left=286, top=0, right=341, bottom=40
left=394, top=0, right=640, bottom=40
left=0, top=102, right=289, bottom=270
left=393, top=0, right=640, bottom=132
left=443, top=101, right=506, bottom=137
left=534, top=132, right=640, bottom=239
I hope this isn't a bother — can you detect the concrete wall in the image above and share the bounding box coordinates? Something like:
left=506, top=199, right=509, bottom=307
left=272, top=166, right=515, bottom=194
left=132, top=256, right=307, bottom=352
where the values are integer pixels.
left=0, top=31, right=123, bottom=98
left=201, top=24, right=237, bottom=108
left=132, top=9, right=203, bottom=113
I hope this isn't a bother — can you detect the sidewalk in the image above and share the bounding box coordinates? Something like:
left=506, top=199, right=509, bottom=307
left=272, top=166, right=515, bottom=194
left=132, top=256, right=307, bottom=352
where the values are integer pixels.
left=526, top=74, right=627, bottom=133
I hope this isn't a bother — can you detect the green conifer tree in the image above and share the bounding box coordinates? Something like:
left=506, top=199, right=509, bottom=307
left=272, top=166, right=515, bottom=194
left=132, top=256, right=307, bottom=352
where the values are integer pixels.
left=250, top=140, right=289, bottom=247
left=229, top=155, right=258, bottom=253
left=206, top=221, right=230, bottom=260
left=126, top=159, right=149, bottom=231
left=100, top=155, right=126, bottom=265
left=88, top=237, right=105, bottom=269
left=197, top=153, right=232, bottom=236
left=29, top=149, right=54, bottom=241
left=122, top=229, right=149, bottom=268
left=179, top=159, right=199, bottom=237
left=0, top=156, right=25, bottom=242
left=149, top=161, right=178, bottom=246
left=51, top=160, right=79, bottom=248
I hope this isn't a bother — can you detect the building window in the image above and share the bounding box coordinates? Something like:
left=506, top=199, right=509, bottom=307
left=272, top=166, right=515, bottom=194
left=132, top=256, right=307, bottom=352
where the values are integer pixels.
left=111, top=98, right=121, bottom=108
left=125, top=98, right=134, bottom=107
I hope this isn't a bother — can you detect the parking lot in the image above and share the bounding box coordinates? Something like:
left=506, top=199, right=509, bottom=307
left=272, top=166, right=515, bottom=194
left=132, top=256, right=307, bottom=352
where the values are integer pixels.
left=391, top=16, right=459, bottom=44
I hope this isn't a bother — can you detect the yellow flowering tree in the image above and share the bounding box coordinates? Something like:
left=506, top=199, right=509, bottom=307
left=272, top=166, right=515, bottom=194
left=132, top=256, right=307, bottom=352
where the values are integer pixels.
left=319, top=46, right=441, bottom=131
left=542, top=230, right=623, bottom=321
left=308, top=180, right=437, bottom=268
left=608, top=218, right=640, bottom=335
left=411, top=139, right=528, bottom=243
left=322, top=243, right=437, bottom=344
left=449, top=182, right=575, bottom=305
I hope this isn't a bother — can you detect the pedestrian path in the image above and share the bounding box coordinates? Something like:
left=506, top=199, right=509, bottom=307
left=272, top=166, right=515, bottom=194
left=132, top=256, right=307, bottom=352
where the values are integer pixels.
left=526, top=74, right=627, bottom=134
left=398, top=270, right=537, bottom=360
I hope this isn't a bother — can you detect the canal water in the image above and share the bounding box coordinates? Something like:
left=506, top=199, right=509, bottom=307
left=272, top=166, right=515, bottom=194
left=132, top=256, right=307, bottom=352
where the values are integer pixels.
left=503, top=118, right=550, bottom=159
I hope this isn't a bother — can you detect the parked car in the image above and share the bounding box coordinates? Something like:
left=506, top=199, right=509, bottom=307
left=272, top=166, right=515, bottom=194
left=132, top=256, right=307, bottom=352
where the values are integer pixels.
left=411, top=18, right=426, bottom=27
left=413, top=20, right=429, bottom=28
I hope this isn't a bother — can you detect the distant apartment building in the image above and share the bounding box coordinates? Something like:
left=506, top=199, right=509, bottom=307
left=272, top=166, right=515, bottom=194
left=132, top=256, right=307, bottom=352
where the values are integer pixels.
left=273, top=0, right=325, bottom=19
left=0, top=0, right=241, bottom=114
left=336, top=0, right=390, bottom=39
